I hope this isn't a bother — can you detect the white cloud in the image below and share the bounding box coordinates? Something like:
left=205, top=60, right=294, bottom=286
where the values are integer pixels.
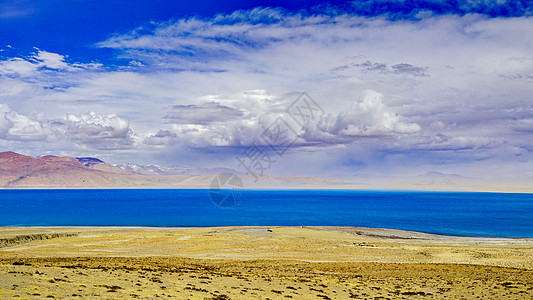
left=303, top=90, right=420, bottom=143
left=33, top=50, right=71, bottom=70
left=0, top=104, right=50, bottom=141
left=5, top=111, right=49, bottom=141
left=94, top=10, right=533, bottom=177
left=64, top=111, right=134, bottom=149
left=0, top=58, right=39, bottom=77
left=0, top=105, right=136, bottom=150
left=1, top=8, right=533, bottom=178
left=162, top=117, right=265, bottom=147
left=150, top=90, right=420, bottom=149
left=0, top=49, right=100, bottom=79
left=512, top=118, right=533, bottom=132
left=0, top=104, right=12, bottom=134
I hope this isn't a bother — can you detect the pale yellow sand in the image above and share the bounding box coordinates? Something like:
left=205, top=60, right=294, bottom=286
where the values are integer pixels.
left=0, top=226, right=532, bottom=299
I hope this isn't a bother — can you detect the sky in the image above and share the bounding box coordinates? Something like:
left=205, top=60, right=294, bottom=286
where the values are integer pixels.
left=1, top=0, right=533, bottom=183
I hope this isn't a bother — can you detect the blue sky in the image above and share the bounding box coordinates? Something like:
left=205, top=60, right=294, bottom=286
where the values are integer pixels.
left=1, top=0, right=533, bottom=185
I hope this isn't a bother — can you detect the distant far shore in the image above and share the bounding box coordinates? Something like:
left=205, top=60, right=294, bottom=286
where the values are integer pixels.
left=1, top=186, right=533, bottom=193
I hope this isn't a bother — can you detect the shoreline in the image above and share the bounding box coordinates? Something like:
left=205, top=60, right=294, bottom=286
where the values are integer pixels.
left=1, top=226, right=532, bottom=261
left=1, top=226, right=532, bottom=298
left=1, top=225, right=532, bottom=240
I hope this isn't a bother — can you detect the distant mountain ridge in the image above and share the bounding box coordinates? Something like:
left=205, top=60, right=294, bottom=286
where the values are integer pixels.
left=115, top=163, right=239, bottom=176
left=0, top=151, right=530, bottom=192
left=0, top=151, right=348, bottom=189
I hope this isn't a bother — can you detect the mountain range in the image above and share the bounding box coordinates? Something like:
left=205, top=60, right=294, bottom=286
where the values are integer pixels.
left=0, top=151, right=349, bottom=189
left=0, top=151, right=530, bottom=192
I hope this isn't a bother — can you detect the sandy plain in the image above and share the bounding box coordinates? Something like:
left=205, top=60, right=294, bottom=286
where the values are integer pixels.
left=0, top=226, right=532, bottom=299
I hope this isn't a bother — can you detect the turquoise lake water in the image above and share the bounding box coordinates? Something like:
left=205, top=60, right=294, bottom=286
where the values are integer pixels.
left=0, top=189, right=531, bottom=238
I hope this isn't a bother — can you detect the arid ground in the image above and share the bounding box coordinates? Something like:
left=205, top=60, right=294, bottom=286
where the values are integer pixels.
left=0, top=226, right=532, bottom=299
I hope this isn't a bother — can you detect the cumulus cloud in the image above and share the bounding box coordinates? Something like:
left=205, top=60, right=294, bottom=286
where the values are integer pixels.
left=4, top=111, right=50, bottom=141
left=63, top=112, right=134, bottom=149
left=152, top=90, right=420, bottom=149
left=0, top=104, right=51, bottom=141
left=303, top=90, right=420, bottom=143
left=150, top=90, right=294, bottom=148
left=163, top=118, right=267, bottom=148
left=0, top=104, right=136, bottom=150
left=33, top=50, right=71, bottom=70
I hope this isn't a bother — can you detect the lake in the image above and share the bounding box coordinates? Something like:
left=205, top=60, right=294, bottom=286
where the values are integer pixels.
left=0, top=189, right=532, bottom=238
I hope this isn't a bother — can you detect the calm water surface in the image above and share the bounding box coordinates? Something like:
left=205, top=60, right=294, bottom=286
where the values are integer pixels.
left=0, top=189, right=531, bottom=238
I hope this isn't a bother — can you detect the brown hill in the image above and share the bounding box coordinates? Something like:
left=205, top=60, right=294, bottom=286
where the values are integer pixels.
left=0, top=152, right=115, bottom=188
left=0, top=152, right=210, bottom=188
